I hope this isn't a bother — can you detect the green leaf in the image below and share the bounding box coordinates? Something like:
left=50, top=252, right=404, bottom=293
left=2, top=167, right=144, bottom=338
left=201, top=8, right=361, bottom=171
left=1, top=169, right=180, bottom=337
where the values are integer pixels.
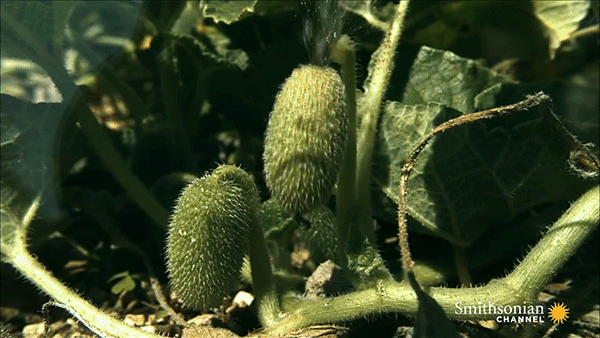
left=374, top=47, right=592, bottom=246
left=199, top=0, right=257, bottom=25
left=346, top=237, right=392, bottom=286
left=111, top=275, right=136, bottom=295
left=1, top=95, right=66, bottom=256
left=52, top=1, right=78, bottom=51
left=0, top=59, right=61, bottom=102
left=1, top=1, right=79, bottom=109
left=1, top=15, right=44, bottom=66
left=107, top=270, right=132, bottom=283
left=1, top=95, right=62, bottom=192
left=532, top=0, right=590, bottom=59
left=154, top=33, right=248, bottom=77
left=153, top=310, right=169, bottom=323
left=1, top=95, right=64, bottom=257
left=400, top=46, right=509, bottom=112
left=261, top=199, right=298, bottom=270
left=253, top=1, right=299, bottom=16
left=1, top=1, right=78, bottom=59
left=406, top=1, right=551, bottom=62
left=1, top=2, right=54, bottom=52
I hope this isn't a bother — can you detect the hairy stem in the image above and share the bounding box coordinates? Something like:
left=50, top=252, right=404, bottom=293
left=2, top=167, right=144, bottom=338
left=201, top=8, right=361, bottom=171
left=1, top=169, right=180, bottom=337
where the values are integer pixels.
left=504, top=185, right=599, bottom=299
left=68, top=94, right=170, bottom=227
left=356, top=0, right=411, bottom=244
left=332, top=35, right=357, bottom=269
left=249, top=219, right=281, bottom=328
left=6, top=229, right=164, bottom=338
left=452, top=245, right=472, bottom=286
left=397, top=92, right=552, bottom=273
left=266, top=185, right=598, bottom=334
left=156, top=41, right=196, bottom=172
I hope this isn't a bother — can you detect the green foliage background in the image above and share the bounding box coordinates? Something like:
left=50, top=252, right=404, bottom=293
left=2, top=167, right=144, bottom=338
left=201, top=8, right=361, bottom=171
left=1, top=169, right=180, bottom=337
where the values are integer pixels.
left=1, top=1, right=598, bottom=337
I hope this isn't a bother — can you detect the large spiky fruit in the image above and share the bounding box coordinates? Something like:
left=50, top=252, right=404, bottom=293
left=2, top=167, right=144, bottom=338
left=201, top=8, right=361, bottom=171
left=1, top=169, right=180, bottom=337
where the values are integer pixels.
left=166, top=165, right=260, bottom=310
left=264, top=65, right=347, bottom=215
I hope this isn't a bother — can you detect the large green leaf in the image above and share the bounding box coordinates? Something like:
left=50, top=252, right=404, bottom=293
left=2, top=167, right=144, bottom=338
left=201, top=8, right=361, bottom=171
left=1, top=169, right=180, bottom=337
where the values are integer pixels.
left=1, top=95, right=62, bottom=196
left=1, top=2, right=54, bottom=54
left=200, top=0, right=257, bottom=25
left=400, top=46, right=509, bottom=111
left=374, top=46, right=592, bottom=246
left=1, top=95, right=64, bottom=257
left=405, top=1, right=551, bottom=62
left=1, top=2, right=77, bottom=257
left=1, top=1, right=78, bottom=59
left=403, top=0, right=590, bottom=62
left=532, top=0, right=590, bottom=59
left=1, top=1, right=79, bottom=107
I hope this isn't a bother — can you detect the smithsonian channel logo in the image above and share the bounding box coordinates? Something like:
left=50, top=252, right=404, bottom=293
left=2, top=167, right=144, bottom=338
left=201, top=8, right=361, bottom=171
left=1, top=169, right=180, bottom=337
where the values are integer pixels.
left=455, top=301, right=569, bottom=324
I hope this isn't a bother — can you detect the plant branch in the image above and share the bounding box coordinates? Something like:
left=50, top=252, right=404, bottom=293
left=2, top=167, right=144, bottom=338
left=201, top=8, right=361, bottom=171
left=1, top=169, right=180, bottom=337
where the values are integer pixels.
left=332, top=35, right=357, bottom=269
left=266, top=185, right=598, bottom=334
left=540, top=104, right=600, bottom=178
left=67, top=93, right=170, bottom=227
left=397, top=92, right=552, bottom=273
left=3, top=6, right=169, bottom=229
left=504, top=185, right=600, bottom=299
left=6, top=226, right=166, bottom=338
left=356, top=0, right=411, bottom=244
left=249, top=219, right=281, bottom=328
left=73, top=189, right=187, bottom=327
left=52, top=64, right=170, bottom=229
left=156, top=40, right=196, bottom=172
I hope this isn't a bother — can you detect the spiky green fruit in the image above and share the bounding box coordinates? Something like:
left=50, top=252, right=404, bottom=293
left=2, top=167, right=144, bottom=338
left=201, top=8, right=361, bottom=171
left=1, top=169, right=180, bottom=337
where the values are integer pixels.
left=264, top=65, right=347, bottom=214
left=166, top=165, right=260, bottom=310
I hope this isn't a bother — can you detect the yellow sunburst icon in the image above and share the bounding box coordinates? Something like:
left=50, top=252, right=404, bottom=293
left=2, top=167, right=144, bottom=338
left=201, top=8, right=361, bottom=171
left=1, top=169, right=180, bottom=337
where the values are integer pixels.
left=548, top=302, right=570, bottom=324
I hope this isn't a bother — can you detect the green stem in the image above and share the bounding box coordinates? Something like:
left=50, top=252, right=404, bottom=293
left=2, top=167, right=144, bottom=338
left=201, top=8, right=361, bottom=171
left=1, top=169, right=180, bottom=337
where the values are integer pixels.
left=266, top=185, right=598, bottom=334
left=249, top=220, right=281, bottom=328
left=6, top=226, right=165, bottom=338
left=410, top=203, right=562, bottom=286
left=68, top=94, right=170, bottom=228
left=452, top=245, right=472, bottom=286
left=156, top=41, right=196, bottom=172
left=503, top=185, right=599, bottom=299
left=333, top=35, right=357, bottom=269
left=71, top=39, right=152, bottom=122
left=356, top=0, right=411, bottom=244
left=4, top=6, right=169, bottom=229
left=54, top=60, right=169, bottom=230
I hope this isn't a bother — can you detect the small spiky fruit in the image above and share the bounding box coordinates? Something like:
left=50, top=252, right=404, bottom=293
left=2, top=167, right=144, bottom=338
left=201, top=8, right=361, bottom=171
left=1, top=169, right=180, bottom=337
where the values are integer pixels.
left=264, top=65, right=347, bottom=214
left=166, top=165, right=260, bottom=310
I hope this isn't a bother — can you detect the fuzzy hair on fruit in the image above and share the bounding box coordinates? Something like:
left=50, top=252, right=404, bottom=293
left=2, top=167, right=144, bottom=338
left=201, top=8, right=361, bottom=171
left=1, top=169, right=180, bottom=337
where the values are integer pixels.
left=165, top=165, right=259, bottom=310
left=264, top=65, right=347, bottom=215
